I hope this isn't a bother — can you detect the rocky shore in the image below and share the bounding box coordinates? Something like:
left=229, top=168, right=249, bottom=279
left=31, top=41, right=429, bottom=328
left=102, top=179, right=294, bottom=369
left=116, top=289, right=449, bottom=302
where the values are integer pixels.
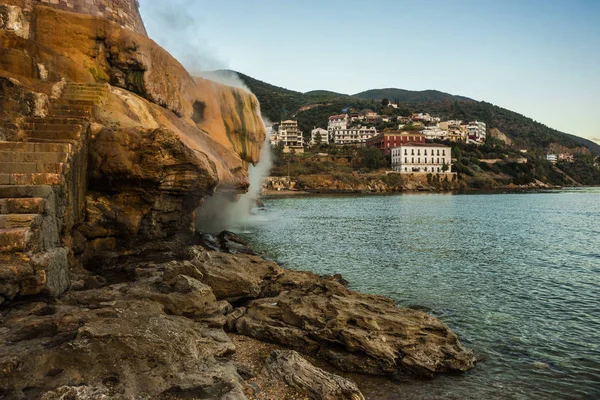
left=265, top=174, right=559, bottom=196
left=0, top=233, right=475, bottom=399
left=0, top=3, right=474, bottom=399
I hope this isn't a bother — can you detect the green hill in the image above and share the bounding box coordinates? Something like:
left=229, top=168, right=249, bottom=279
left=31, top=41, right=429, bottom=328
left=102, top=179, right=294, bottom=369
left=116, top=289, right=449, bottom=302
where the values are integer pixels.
left=209, top=70, right=599, bottom=156
left=353, top=88, right=473, bottom=103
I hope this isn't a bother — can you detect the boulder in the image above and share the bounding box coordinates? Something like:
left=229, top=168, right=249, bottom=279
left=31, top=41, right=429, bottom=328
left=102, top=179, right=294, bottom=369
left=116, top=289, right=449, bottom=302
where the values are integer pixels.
left=265, top=350, right=365, bottom=400
left=235, top=269, right=475, bottom=378
left=188, top=246, right=283, bottom=303
left=0, top=260, right=248, bottom=399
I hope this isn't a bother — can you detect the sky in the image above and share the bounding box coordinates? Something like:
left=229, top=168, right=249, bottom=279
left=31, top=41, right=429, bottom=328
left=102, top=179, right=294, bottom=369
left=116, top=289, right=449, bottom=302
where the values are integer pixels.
left=139, top=0, right=600, bottom=144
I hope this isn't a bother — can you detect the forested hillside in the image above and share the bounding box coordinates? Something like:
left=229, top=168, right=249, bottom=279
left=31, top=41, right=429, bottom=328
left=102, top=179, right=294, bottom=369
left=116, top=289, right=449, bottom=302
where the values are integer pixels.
left=210, top=70, right=600, bottom=156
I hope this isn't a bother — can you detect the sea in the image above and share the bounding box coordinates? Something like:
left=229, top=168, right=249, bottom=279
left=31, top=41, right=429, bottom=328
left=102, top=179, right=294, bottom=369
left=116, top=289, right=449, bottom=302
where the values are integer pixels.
left=235, top=187, right=600, bottom=400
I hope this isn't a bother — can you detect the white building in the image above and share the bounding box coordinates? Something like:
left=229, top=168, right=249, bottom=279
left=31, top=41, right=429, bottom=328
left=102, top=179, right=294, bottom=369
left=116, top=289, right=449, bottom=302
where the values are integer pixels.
left=411, top=113, right=433, bottom=122
left=468, top=121, right=487, bottom=143
left=546, top=154, right=558, bottom=164
left=272, top=120, right=304, bottom=153
left=332, top=126, right=378, bottom=146
left=310, top=127, right=329, bottom=145
left=327, top=114, right=349, bottom=131
left=420, top=126, right=449, bottom=140
left=391, top=143, right=452, bottom=173
left=439, top=120, right=463, bottom=130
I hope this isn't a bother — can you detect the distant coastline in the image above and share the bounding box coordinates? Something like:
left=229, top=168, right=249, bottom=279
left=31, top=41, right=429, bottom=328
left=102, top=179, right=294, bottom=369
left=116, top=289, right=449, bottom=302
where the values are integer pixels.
left=262, top=173, right=562, bottom=198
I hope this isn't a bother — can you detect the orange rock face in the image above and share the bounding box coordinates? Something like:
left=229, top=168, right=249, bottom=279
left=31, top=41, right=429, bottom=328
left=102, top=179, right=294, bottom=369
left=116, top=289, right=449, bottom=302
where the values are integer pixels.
left=0, top=3, right=267, bottom=263
left=0, top=4, right=266, bottom=185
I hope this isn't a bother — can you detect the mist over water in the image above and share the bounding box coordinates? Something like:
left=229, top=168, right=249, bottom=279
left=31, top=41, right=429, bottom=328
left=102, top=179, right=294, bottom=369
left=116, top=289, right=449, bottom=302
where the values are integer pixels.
left=195, top=115, right=272, bottom=234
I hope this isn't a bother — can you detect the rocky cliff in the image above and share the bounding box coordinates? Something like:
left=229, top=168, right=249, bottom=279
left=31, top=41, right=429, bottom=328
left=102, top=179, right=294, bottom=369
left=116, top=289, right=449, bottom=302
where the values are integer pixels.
left=0, top=3, right=475, bottom=399
left=0, top=3, right=266, bottom=293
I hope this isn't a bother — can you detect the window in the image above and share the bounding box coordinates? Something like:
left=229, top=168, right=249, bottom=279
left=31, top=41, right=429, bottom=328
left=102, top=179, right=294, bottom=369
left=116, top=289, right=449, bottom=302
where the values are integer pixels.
left=425, top=158, right=427, bottom=163
left=405, top=157, right=407, bottom=163
left=404, top=149, right=407, bottom=155
left=418, top=158, right=421, bottom=163
left=437, top=150, right=440, bottom=156
left=412, top=157, right=414, bottom=163
left=418, top=150, right=421, bottom=155
left=437, top=158, right=440, bottom=163
left=424, top=150, right=428, bottom=156
left=443, top=150, right=446, bottom=156
left=411, top=149, right=414, bottom=155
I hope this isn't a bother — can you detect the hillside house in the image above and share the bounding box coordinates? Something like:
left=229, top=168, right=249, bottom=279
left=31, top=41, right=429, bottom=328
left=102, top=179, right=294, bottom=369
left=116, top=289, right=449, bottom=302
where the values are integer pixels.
left=391, top=143, right=452, bottom=173
left=366, top=131, right=426, bottom=155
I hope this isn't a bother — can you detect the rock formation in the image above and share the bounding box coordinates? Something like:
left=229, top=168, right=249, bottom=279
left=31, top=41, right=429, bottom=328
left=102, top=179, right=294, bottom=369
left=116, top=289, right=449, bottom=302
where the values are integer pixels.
left=0, top=2, right=475, bottom=399
left=0, top=2, right=265, bottom=302
left=0, top=237, right=475, bottom=399
left=265, top=350, right=365, bottom=400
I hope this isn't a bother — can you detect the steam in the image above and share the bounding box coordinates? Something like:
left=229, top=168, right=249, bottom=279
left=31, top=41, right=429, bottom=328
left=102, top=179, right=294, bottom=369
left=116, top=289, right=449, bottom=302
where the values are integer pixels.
left=195, top=125, right=272, bottom=234
left=141, top=1, right=273, bottom=233
left=196, top=70, right=252, bottom=93
left=139, top=0, right=227, bottom=73
left=195, top=71, right=272, bottom=233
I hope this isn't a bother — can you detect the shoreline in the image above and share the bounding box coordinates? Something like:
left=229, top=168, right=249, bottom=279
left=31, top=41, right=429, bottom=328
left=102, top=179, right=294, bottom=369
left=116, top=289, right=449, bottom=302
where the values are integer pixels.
left=0, top=233, right=476, bottom=399
left=261, top=185, right=569, bottom=198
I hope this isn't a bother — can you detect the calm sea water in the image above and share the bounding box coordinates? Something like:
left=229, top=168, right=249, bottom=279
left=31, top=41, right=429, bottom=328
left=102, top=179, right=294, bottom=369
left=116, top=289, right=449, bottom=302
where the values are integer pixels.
left=236, top=188, right=600, bottom=400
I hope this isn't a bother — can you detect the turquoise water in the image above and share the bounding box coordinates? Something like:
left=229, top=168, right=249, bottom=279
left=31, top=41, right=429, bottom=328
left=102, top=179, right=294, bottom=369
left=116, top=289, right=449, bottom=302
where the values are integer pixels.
left=237, top=188, right=600, bottom=399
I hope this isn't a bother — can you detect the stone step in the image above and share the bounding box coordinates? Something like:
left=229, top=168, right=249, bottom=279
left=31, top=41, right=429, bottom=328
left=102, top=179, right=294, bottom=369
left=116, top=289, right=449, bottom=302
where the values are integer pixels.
left=66, top=83, right=107, bottom=88
left=23, top=117, right=85, bottom=125
left=61, top=94, right=103, bottom=101
left=24, top=123, right=83, bottom=132
left=49, top=105, right=92, bottom=113
left=49, top=110, right=92, bottom=118
left=0, top=173, right=61, bottom=186
left=0, top=185, right=55, bottom=199
left=63, top=86, right=105, bottom=91
left=53, top=99, right=96, bottom=107
left=0, top=152, right=69, bottom=163
left=0, top=162, right=65, bottom=174
left=0, top=227, right=31, bottom=253
left=0, top=198, right=45, bottom=214
left=20, top=130, right=82, bottom=141
left=0, top=214, right=39, bottom=229
left=19, top=138, right=80, bottom=146
left=0, top=141, right=72, bottom=153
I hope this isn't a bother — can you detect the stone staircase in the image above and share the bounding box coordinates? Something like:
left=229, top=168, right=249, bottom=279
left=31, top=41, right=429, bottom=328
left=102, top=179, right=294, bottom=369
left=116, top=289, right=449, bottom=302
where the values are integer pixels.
left=0, top=82, right=107, bottom=303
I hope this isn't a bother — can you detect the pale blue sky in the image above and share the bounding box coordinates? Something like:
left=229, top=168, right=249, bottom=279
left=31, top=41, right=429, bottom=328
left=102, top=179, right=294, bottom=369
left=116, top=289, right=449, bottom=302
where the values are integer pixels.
left=140, top=0, right=600, bottom=143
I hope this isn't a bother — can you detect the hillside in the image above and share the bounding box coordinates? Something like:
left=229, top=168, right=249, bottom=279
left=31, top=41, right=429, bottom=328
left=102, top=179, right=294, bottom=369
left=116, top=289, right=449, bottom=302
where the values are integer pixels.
left=209, top=70, right=600, bottom=156
left=354, top=88, right=473, bottom=103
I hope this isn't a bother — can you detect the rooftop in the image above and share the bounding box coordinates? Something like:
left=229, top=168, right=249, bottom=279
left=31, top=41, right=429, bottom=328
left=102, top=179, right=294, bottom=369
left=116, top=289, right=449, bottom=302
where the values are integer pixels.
left=393, top=143, right=450, bottom=148
left=383, top=131, right=426, bottom=136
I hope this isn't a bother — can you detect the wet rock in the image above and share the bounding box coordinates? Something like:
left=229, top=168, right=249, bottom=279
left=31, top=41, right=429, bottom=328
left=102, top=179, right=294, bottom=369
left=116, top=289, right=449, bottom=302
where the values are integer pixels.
left=235, top=269, right=475, bottom=378
left=40, top=385, right=112, bottom=400
left=189, top=246, right=283, bottom=303
left=265, top=350, right=365, bottom=400
left=0, top=259, right=248, bottom=399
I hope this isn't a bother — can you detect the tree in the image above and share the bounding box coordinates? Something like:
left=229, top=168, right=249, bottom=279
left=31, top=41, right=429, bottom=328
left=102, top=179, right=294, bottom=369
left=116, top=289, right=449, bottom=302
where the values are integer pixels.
left=358, top=147, right=386, bottom=170
left=314, top=131, right=322, bottom=145
left=452, top=146, right=462, bottom=161
left=442, top=162, right=450, bottom=172
left=381, top=98, right=390, bottom=107
left=271, top=142, right=285, bottom=167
